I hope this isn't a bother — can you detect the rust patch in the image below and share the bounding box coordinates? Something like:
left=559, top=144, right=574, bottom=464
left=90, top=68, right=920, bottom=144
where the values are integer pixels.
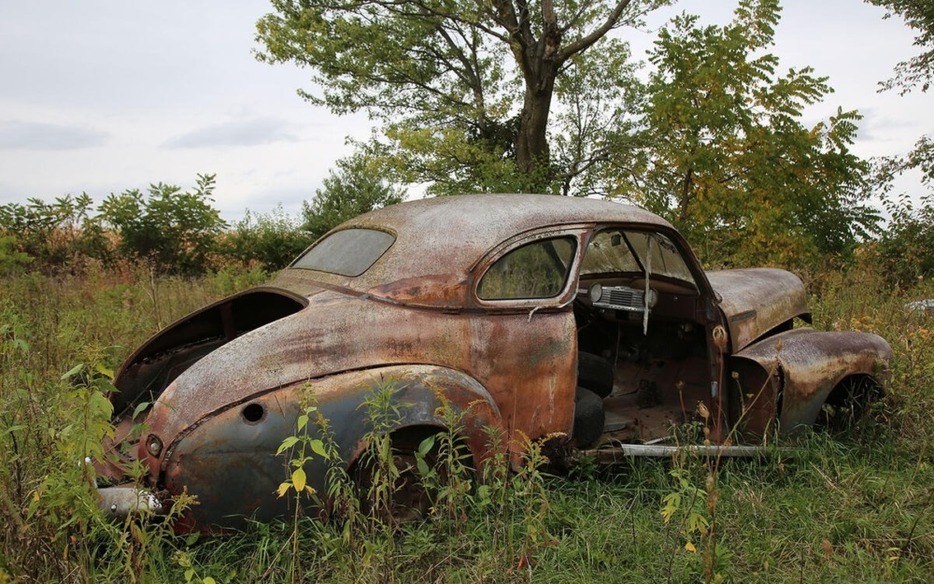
left=708, top=269, right=810, bottom=352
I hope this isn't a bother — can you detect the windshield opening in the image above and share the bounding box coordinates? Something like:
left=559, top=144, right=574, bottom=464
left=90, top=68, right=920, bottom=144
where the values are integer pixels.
left=581, top=229, right=695, bottom=286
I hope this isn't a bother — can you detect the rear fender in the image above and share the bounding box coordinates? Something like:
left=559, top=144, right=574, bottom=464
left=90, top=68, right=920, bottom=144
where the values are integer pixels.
left=334, top=365, right=506, bottom=471
left=730, top=329, right=891, bottom=434
left=153, top=364, right=502, bottom=532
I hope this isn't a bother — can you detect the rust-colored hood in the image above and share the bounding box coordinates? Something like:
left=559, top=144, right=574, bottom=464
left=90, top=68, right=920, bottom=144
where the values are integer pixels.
left=707, top=268, right=810, bottom=353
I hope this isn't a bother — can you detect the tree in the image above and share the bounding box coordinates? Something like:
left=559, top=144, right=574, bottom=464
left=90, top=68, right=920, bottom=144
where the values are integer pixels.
left=612, top=0, right=879, bottom=267
left=866, top=2, right=934, bottom=284
left=256, top=0, right=668, bottom=194
left=867, top=0, right=934, bottom=93
left=874, top=136, right=934, bottom=285
left=302, top=153, right=406, bottom=239
left=99, top=174, right=226, bottom=274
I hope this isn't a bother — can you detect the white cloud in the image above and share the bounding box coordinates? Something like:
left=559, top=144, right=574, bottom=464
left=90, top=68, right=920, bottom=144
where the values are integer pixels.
left=0, top=120, right=108, bottom=150
left=163, top=117, right=300, bottom=148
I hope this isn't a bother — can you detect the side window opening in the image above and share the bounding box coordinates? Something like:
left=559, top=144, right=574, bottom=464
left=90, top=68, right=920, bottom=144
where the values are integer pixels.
left=478, top=236, right=577, bottom=300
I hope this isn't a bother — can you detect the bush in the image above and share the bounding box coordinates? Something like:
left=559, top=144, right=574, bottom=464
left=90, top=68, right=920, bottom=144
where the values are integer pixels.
left=878, top=191, right=934, bottom=287
left=220, top=206, right=314, bottom=271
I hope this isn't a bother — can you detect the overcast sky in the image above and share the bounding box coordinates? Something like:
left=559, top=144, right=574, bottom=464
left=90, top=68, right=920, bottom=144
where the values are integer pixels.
left=0, top=0, right=930, bottom=221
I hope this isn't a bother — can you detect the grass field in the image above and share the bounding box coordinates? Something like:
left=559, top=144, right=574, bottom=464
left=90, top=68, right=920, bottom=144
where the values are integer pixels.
left=1, top=263, right=931, bottom=583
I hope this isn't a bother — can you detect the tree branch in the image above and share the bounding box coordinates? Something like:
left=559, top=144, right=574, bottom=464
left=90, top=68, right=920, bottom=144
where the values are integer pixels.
left=559, top=0, right=633, bottom=62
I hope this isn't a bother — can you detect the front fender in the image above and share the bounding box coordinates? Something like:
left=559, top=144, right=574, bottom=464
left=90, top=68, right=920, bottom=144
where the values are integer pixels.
left=731, top=329, right=892, bottom=434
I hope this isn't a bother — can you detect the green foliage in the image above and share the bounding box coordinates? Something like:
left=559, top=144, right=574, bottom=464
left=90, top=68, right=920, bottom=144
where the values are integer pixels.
left=872, top=136, right=934, bottom=286
left=618, top=0, right=879, bottom=268
left=552, top=39, right=647, bottom=197
left=256, top=0, right=672, bottom=192
left=0, top=235, right=31, bottom=275
left=0, top=193, right=110, bottom=270
left=302, top=152, right=405, bottom=239
left=222, top=205, right=313, bottom=271
left=99, top=174, right=227, bottom=274
left=0, top=175, right=234, bottom=275
left=0, top=266, right=262, bottom=582
left=869, top=0, right=934, bottom=93
left=878, top=191, right=934, bottom=286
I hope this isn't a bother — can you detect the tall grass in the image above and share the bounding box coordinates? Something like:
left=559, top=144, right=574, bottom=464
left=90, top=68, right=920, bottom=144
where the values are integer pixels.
left=0, top=263, right=931, bottom=582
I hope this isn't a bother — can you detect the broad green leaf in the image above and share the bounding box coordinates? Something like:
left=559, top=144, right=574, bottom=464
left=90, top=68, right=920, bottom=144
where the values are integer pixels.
left=417, top=435, right=436, bottom=456
left=93, top=363, right=114, bottom=379
left=309, top=439, right=329, bottom=459
left=276, top=436, right=300, bottom=455
left=62, top=363, right=84, bottom=380
left=132, top=401, right=151, bottom=420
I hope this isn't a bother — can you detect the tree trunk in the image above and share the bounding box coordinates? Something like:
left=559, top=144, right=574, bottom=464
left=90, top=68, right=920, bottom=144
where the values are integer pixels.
left=514, top=2, right=562, bottom=192
left=516, top=76, right=556, bottom=190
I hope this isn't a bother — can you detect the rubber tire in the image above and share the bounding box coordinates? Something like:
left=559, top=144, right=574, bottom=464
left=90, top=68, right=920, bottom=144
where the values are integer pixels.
left=578, top=352, right=614, bottom=398
left=573, top=387, right=605, bottom=448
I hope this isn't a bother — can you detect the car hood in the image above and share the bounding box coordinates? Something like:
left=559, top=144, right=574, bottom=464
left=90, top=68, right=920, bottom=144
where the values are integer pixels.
left=706, top=268, right=810, bottom=353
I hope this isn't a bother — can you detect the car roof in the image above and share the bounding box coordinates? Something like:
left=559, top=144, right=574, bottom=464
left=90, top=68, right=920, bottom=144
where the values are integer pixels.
left=279, top=194, right=673, bottom=300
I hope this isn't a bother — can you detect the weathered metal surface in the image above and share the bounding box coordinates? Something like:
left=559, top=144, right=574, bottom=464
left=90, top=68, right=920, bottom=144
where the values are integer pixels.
left=273, top=194, right=673, bottom=305
left=733, top=328, right=892, bottom=432
left=138, top=292, right=576, bottom=471
left=113, top=287, right=307, bottom=412
left=906, top=298, right=934, bottom=312
left=96, top=486, right=163, bottom=519
left=706, top=268, right=810, bottom=353
left=151, top=365, right=504, bottom=531
left=726, top=355, right=781, bottom=438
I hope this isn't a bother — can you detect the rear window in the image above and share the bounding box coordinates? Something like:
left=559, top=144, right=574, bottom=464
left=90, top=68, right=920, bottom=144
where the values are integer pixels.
left=292, top=228, right=395, bottom=276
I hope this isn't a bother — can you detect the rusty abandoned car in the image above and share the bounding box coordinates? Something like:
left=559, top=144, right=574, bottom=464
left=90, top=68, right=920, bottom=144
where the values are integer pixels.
left=96, top=194, right=892, bottom=531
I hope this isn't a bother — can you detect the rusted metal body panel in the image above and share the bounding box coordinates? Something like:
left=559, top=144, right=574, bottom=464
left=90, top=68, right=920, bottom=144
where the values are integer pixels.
left=726, top=354, right=783, bottom=437
left=129, top=284, right=577, bottom=530
left=150, top=365, right=503, bottom=531
left=707, top=269, right=810, bottom=353
left=138, top=291, right=576, bottom=455
left=731, top=328, right=892, bottom=432
left=113, top=287, right=307, bottom=412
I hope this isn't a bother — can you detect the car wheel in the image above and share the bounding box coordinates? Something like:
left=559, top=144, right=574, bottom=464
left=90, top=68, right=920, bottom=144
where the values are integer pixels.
left=352, top=445, right=432, bottom=524
left=351, top=428, right=471, bottom=524
left=578, top=352, right=615, bottom=398
left=573, top=387, right=605, bottom=448
left=816, top=376, right=884, bottom=433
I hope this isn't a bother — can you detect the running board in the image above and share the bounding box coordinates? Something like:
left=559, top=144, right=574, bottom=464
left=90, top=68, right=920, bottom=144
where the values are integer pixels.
left=579, top=443, right=787, bottom=461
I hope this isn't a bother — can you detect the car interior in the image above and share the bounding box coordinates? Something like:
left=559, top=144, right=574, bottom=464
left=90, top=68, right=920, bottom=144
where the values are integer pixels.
left=573, top=228, right=715, bottom=445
